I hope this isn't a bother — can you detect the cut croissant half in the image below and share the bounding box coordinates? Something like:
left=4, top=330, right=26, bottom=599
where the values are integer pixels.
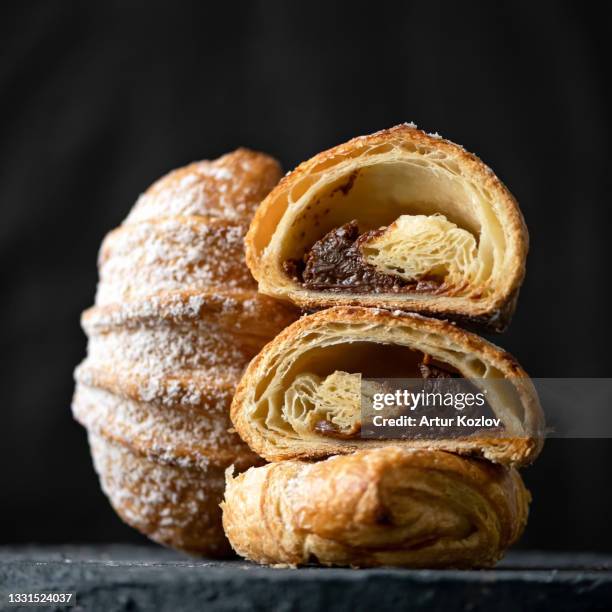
left=222, top=447, right=530, bottom=568
left=230, top=307, right=544, bottom=466
left=246, top=124, right=528, bottom=331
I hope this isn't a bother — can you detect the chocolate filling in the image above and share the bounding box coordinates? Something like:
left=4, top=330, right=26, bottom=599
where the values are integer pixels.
left=313, top=354, right=497, bottom=440
left=408, top=355, right=498, bottom=439
left=313, top=419, right=362, bottom=440
left=419, top=353, right=459, bottom=380
left=284, top=220, right=441, bottom=293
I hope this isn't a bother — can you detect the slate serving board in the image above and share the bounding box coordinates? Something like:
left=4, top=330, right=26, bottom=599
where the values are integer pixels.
left=1, top=545, right=611, bottom=611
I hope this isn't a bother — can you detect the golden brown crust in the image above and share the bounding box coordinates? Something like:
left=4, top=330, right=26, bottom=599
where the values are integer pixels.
left=222, top=447, right=530, bottom=568
left=246, top=124, right=528, bottom=332
left=230, top=306, right=544, bottom=466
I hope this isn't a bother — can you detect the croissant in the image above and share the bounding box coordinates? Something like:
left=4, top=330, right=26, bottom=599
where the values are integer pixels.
left=231, top=306, right=543, bottom=466
left=222, top=447, right=530, bottom=568
left=72, top=149, right=297, bottom=556
left=246, top=124, right=528, bottom=331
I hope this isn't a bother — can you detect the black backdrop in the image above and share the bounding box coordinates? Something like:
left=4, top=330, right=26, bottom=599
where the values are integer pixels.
left=1, top=0, right=610, bottom=550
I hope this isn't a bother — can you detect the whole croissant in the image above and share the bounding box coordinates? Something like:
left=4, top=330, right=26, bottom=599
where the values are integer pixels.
left=72, top=149, right=297, bottom=556
left=222, top=447, right=530, bottom=568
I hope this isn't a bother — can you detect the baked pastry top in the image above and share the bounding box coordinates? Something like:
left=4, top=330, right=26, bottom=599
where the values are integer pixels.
left=230, top=306, right=544, bottom=466
left=126, top=147, right=282, bottom=223
left=222, top=446, right=530, bottom=568
left=246, top=124, right=528, bottom=331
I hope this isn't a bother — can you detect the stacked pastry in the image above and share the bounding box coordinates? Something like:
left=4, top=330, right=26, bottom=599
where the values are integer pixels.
left=221, top=125, right=544, bottom=568
left=72, top=149, right=297, bottom=556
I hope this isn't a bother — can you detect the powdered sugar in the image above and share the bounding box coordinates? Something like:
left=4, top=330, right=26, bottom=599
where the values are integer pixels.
left=124, top=149, right=281, bottom=224
left=73, top=148, right=293, bottom=552
left=95, top=218, right=255, bottom=305
left=83, top=291, right=296, bottom=339
left=74, top=384, right=257, bottom=469
left=88, top=431, right=232, bottom=555
left=84, top=319, right=260, bottom=381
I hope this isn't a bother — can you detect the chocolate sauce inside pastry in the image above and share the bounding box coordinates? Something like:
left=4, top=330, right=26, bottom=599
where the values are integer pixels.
left=314, top=355, right=472, bottom=440
left=287, top=221, right=441, bottom=293
left=313, top=419, right=361, bottom=440
left=419, top=354, right=460, bottom=379
left=282, top=258, right=304, bottom=282
left=410, top=354, right=498, bottom=439
left=302, top=221, right=402, bottom=292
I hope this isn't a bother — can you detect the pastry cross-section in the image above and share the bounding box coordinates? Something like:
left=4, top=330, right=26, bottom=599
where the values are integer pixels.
left=246, top=124, right=528, bottom=331
left=230, top=306, right=543, bottom=466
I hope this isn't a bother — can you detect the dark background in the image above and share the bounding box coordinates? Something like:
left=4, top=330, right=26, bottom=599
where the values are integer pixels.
left=1, top=1, right=610, bottom=550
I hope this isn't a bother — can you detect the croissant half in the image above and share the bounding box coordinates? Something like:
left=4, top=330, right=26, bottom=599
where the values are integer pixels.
left=222, top=447, right=530, bottom=568
left=246, top=124, right=528, bottom=331
left=230, top=306, right=544, bottom=466
left=73, top=149, right=297, bottom=555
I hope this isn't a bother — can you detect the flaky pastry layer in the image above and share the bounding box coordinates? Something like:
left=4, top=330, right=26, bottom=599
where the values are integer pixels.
left=231, top=307, right=543, bottom=466
left=222, top=447, right=530, bottom=568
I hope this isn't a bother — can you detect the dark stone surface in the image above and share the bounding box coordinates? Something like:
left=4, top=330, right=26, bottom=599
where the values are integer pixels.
left=1, top=546, right=612, bottom=612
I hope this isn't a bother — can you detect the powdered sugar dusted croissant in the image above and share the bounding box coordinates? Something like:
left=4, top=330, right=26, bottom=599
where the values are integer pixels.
left=246, top=124, right=528, bottom=331
left=230, top=306, right=543, bottom=466
left=222, top=447, right=530, bottom=568
left=73, top=149, right=297, bottom=556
